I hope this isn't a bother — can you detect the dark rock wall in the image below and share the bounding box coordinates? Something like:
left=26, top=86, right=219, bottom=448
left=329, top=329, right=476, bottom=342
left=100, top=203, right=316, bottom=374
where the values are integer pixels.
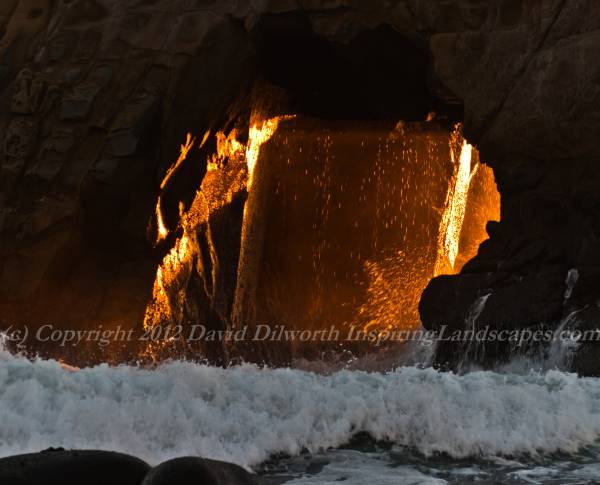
left=1, top=0, right=598, bottom=367
left=0, top=0, right=254, bottom=345
left=420, top=0, right=600, bottom=370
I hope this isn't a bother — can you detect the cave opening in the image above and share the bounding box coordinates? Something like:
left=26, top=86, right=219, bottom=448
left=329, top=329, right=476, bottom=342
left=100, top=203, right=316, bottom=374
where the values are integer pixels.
left=0, top=11, right=504, bottom=367
left=141, top=15, right=501, bottom=365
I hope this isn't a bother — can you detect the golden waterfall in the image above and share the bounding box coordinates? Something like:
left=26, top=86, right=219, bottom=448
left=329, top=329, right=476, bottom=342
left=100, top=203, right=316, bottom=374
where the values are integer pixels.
left=144, top=116, right=499, bottom=351
left=359, top=124, right=499, bottom=334
left=231, top=114, right=294, bottom=329
left=434, top=139, right=473, bottom=276
left=245, top=116, right=293, bottom=187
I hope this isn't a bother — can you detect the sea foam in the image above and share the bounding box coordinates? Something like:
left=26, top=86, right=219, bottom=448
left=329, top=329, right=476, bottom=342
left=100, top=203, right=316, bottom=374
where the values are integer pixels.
left=0, top=347, right=599, bottom=469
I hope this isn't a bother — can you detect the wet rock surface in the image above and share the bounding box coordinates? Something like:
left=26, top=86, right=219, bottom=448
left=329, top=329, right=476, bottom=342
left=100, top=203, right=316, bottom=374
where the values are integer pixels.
left=0, top=450, right=259, bottom=485
left=0, top=449, right=150, bottom=485
left=419, top=1, right=600, bottom=373
left=142, top=457, right=258, bottom=485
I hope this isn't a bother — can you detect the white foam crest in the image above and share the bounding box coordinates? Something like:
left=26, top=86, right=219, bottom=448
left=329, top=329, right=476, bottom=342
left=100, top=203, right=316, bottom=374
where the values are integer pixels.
left=1, top=352, right=600, bottom=469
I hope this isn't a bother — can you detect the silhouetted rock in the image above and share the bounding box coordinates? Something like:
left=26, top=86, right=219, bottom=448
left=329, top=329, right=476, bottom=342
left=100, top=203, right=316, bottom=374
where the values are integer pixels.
left=0, top=449, right=150, bottom=485
left=142, top=457, right=258, bottom=485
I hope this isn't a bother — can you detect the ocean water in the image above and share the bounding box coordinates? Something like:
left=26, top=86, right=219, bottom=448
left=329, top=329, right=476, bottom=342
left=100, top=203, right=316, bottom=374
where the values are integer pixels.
left=1, top=344, right=600, bottom=484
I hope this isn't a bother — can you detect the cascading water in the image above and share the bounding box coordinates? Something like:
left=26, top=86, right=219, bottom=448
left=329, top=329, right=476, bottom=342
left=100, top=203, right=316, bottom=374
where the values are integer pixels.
left=434, top=138, right=473, bottom=276
left=358, top=124, right=499, bottom=335
left=231, top=114, right=295, bottom=331
left=433, top=127, right=500, bottom=277
left=142, top=117, right=500, bottom=360
left=457, top=292, right=492, bottom=372
left=545, top=268, right=582, bottom=369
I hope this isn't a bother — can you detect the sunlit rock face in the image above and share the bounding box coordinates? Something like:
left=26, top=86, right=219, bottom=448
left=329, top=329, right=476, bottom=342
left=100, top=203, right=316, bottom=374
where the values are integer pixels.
left=0, top=0, right=598, bottom=368
left=142, top=131, right=248, bottom=363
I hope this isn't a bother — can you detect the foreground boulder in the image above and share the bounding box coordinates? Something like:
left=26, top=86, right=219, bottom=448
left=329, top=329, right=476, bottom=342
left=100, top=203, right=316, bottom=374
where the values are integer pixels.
left=142, top=457, right=258, bottom=485
left=0, top=449, right=150, bottom=485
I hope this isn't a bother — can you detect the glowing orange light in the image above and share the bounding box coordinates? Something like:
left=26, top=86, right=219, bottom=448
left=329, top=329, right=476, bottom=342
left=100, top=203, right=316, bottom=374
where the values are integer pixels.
left=154, top=133, right=196, bottom=244
left=208, top=130, right=245, bottom=172
left=434, top=136, right=473, bottom=276
left=156, top=205, right=169, bottom=241
left=161, top=133, right=196, bottom=190
left=146, top=116, right=498, bottom=353
left=436, top=140, right=472, bottom=273
left=246, top=115, right=294, bottom=188
left=143, top=233, right=193, bottom=331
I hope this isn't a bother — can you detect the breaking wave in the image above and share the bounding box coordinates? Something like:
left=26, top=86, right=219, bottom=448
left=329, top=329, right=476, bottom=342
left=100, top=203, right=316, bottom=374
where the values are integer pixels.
left=1, top=346, right=600, bottom=469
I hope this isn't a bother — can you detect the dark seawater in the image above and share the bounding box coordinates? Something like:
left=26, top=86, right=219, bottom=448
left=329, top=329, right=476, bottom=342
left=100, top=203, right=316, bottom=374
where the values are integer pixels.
left=259, top=435, right=600, bottom=484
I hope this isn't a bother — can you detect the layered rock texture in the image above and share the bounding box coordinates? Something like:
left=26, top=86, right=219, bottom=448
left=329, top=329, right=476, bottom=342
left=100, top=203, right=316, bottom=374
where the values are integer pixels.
left=1, top=0, right=599, bottom=369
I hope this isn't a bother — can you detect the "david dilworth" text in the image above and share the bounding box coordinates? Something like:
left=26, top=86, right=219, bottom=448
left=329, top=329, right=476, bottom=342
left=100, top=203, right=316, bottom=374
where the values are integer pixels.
left=16, top=324, right=435, bottom=347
